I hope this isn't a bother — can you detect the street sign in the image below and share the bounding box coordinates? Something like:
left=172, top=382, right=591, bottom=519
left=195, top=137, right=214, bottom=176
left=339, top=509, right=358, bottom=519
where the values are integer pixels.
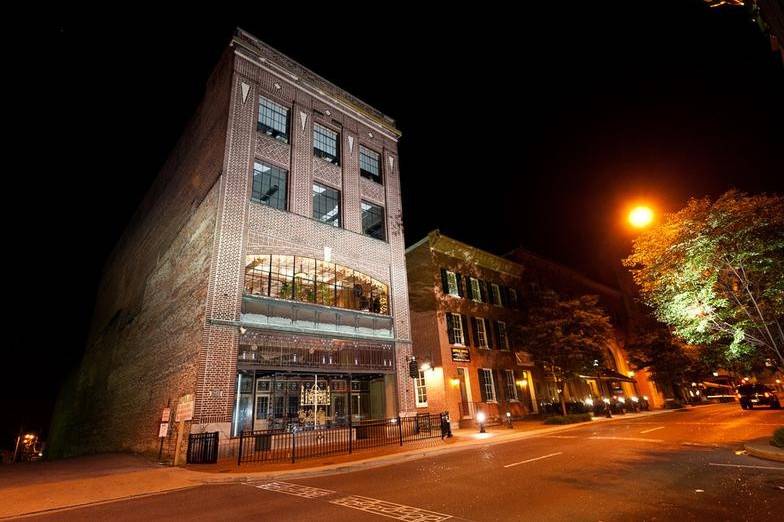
left=161, top=407, right=171, bottom=422
left=158, top=423, right=169, bottom=438
left=175, top=395, right=194, bottom=422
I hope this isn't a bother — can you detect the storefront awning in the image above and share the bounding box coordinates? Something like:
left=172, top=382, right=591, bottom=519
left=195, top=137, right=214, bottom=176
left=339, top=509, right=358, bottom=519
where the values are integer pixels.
left=578, top=368, right=636, bottom=383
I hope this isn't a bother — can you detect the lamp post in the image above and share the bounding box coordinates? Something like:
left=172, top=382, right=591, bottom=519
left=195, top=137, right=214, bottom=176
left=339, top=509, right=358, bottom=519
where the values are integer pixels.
left=476, top=411, right=487, bottom=433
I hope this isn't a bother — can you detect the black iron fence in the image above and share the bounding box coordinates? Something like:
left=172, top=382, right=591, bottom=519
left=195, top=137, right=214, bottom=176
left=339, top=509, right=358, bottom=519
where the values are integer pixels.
left=237, top=413, right=445, bottom=465
left=187, top=432, right=219, bottom=464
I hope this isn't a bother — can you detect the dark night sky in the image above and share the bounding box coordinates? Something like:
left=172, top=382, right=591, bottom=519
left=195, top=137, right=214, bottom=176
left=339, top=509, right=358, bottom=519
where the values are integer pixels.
left=4, top=2, right=782, bottom=448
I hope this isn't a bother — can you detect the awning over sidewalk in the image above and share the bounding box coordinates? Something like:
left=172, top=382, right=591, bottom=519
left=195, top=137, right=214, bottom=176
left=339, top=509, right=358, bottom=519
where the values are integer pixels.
left=578, top=368, right=636, bottom=384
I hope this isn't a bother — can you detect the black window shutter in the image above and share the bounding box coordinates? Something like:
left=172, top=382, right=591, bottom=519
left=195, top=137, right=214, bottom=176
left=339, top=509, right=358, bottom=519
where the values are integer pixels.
left=456, top=274, right=464, bottom=297
left=489, top=284, right=497, bottom=305
left=480, top=281, right=488, bottom=303
left=500, top=286, right=508, bottom=307
left=478, top=370, right=488, bottom=402
left=495, top=321, right=503, bottom=349
left=446, top=313, right=455, bottom=344
left=471, top=317, right=480, bottom=347
left=493, top=370, right=502, bottom=402
left=466, top=278, right=473, bottom=300
left=461, top=314, right=469, bottom=345
left=440, top=268, right=449, bottom=294
left=486, top=319, right=494, bottom=349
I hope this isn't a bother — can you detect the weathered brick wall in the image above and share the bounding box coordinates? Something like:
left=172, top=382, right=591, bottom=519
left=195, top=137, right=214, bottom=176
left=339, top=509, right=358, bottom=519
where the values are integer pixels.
left=48, top=50, right=233, bottom=458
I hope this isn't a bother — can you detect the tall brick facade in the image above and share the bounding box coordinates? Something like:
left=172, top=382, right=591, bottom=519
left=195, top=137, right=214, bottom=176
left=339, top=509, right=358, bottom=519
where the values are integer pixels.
left=50, top=29, right=414, bottom=461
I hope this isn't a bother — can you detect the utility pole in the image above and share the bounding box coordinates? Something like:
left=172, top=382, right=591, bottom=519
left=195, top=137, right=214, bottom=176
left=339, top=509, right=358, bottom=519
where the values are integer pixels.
left=12, top=425, right=23, bottom=463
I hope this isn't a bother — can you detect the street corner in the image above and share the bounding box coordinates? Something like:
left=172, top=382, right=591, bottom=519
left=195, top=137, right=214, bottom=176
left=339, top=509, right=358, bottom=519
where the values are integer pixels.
left=744, top=437, right=784, bottom=463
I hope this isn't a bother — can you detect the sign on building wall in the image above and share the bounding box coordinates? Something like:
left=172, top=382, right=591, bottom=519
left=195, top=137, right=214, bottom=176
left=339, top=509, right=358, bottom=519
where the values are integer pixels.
left=161, top=407, right=171, bottom=422
left=451, top=346, right=470, bottom=362
left=175, top=395, right=194, bottom=422
left=158, top=422, right=169, bottom=438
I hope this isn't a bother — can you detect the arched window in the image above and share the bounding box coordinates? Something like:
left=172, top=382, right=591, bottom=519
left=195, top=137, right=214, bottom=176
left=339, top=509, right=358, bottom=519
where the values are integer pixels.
left=244, top=255, right=389, bottom=315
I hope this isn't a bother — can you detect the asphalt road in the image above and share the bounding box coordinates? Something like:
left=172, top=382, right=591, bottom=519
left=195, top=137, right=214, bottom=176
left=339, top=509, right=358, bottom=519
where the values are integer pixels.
left=31, top=403, right=784, bottom=521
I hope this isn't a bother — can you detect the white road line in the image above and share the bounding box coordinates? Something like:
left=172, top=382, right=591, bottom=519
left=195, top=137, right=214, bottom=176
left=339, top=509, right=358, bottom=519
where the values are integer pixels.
left=588, top=436, right=663, bottom=443
left=709, top=462, right=784, bottom=471
left=640, top=426, right=665, bottom=434
left=330, top=495, right=453, bottom=521
left=504, top=452, right=563, bottom=468
left=543, top=435, right=579, bottom=439
left=253, top=481, right=336, bottom=498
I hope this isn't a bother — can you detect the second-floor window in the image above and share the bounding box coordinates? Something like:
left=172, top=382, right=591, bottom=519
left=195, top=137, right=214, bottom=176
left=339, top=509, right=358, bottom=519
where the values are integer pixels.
left=470, top=278, right=481, bottom=303
left=361, top=201, right=385, bottom=241
left=474, top=317, right=488, bottom=349
left=252, top=161, right=288, bottom=210
left=359, top=145, right=382, bottom=184
left=446, top=313, right=465, bottom=345
left=258, top=96, right=290, bottom=142
left=312, top=183, right=340, bottom=227
left=497, top=321, right=509, bottom=350
left=313, top=123, right=340, bottom=164
left=508, top=288, right=518, bottom=308
left=491, top=284, right=503, bottom=306
left=446, top=271, right=459, bottom=296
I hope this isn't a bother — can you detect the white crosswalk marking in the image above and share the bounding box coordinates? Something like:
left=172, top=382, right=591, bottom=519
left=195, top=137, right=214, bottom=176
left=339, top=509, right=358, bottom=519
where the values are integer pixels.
left=251, top=481, right=336, bottom=498
left=330, top=495, right=453, bottom=521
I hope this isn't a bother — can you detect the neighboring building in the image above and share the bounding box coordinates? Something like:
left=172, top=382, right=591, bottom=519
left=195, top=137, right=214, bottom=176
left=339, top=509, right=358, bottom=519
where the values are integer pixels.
left=505, top=248, right=665, bottom=410
left=49, top=28, right=414, bottom=461
left=406, top=232, right=539, bottom=428
left=405, top=231, right=665, bottom=430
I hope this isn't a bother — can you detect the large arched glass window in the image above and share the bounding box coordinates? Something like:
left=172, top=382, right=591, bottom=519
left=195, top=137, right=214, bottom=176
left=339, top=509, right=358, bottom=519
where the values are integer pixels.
left=244, top=255, right=389, bottom=315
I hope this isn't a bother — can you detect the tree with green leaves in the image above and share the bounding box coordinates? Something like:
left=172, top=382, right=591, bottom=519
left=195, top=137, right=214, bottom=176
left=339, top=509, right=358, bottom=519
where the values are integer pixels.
left=520, top=291, right=614, bottom=416
left=624, top=191, right=784, bottom=369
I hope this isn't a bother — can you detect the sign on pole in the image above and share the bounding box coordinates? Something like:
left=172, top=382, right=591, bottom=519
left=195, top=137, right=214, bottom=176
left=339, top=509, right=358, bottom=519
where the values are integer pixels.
left=161, top=407, right=171, bottom=422
left=158, top=423, right=169, bottom=438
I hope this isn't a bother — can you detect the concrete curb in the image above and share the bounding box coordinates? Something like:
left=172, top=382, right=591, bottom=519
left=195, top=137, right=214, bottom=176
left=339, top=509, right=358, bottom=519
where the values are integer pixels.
left=744, top=437, right=784, bottom=463
left=193, top=408, right=675, bottom=484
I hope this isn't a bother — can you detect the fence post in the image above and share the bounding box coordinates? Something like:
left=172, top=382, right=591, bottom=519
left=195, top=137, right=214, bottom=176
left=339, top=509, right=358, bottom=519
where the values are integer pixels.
left=348, top=420, right=353, bottom=454
left=398, top=416, right=403, bottom=446
left=291, top=431, right=296, bottom=464
left=237, top=432, right=243, bottom=467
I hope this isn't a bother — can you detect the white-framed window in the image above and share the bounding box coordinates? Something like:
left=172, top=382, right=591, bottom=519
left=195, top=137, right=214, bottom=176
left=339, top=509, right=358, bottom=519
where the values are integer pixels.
left=479, top=368, right=497, bottom=402
left=414, top=370, right=428, bottom=407
left=491, top=283, right=502, bottom=306
left=475, top=317, right=489, bottom=349
left=446, top=271, right=459, bottom=296
left=470, top=278, right=481, bottom=302
left=447, top=313, right=465, bottom=345
left=497, top=321, right=509, bottom=350
left=505, top=369, right=518, bottom=400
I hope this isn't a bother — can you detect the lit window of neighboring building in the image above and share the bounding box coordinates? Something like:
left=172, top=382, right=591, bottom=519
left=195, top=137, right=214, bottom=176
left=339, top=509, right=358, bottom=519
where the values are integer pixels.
left=505, top=369, right=518, bottom=400
left=491, top=283, right=502, bottom=306
left=446, top=271, right=459, bottom=296
left=359, top=145, right=382, bottom=184
left=258, top=96, right=290, bottom=143
left=497, top=321, right=509, bottom=350
left=251, top=161, right=288, bottom=210
left=414, top=370, right=428, bottom=407
left=446, top=313, right=465, bottom=345
left=479, top=368, right=497, bottom=402
left=470, top=278, right=481, bottom=303
left=312, top=183, right=340, bottom=227
left=361, top=201, right=385, bottom=240
left=313, top=122, right=340, bottom=164
left=475, top=317, right=488, bottom=349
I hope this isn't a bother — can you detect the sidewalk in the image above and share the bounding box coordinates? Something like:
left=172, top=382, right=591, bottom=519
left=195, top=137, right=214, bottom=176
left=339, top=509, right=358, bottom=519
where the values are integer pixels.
left=1, top=409, right=671, bottom=519
left=744, top=437, right=784, bottom=463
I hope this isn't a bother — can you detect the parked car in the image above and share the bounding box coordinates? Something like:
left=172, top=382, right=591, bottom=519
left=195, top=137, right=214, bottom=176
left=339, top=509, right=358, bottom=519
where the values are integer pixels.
left=737, top=384, right=782, bottom=409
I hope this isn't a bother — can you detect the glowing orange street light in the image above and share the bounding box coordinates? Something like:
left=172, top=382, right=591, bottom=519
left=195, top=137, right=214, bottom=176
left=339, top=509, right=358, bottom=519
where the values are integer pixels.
left=628, top=205, right=654, bottom=229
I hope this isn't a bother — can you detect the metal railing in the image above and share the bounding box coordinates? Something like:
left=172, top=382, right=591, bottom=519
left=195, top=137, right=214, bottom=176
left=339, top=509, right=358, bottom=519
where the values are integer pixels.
left=187, top=432, right=219, bottom=464
left=236, top=413, right=445, bottom=465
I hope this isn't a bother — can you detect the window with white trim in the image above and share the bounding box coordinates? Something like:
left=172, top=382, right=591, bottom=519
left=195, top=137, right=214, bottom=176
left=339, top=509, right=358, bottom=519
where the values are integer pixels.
left=475, top=318, right=488, bottom=349
left=449, top=313, right=465, bottom=345
left=258, top=96, right=290, bottom=143
left=491, top=283, right=502, bottom=306
left=479, top=368, right=497, bottom=402
left=470, top=278, right=481, bottom=303
left=505, top=369, right=518, bottom=400
left=446, top=271, right=459, bottom=296
left=497, top=321, right=509, bottom=350
left=414, top=370, right=428, bottom=407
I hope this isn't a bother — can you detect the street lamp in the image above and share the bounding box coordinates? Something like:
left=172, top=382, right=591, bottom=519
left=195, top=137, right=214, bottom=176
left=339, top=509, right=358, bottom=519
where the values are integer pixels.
left=628, top=206, right=654, bottom=229
left=476, top=411, right=487, bottom=433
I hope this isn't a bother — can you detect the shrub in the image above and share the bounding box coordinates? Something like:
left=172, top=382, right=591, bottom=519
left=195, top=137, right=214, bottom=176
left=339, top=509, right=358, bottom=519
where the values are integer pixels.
left=772, top=427, right=784, bottom=448
left=543, top=413, right=592, bottom=425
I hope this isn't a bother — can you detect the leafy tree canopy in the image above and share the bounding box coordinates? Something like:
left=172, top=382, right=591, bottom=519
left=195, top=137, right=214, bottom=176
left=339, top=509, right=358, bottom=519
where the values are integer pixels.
left=624, top=191, right=784, bottom=368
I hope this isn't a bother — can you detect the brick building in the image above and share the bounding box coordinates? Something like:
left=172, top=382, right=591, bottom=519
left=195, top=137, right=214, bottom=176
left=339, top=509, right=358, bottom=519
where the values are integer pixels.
left=406, top=232, right=664, bottom=429
left=49, top=28, right=415, bottom=460
left=406, top=232, right=539, bottom=428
